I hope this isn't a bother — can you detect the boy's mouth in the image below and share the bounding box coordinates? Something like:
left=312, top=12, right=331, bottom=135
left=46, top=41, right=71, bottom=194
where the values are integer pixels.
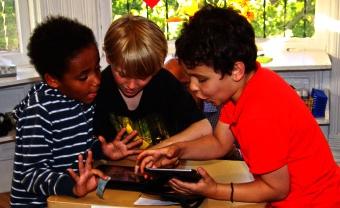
left=121, top=88, right=140, bottom=97
left=87, top=91, right=98, bottom=100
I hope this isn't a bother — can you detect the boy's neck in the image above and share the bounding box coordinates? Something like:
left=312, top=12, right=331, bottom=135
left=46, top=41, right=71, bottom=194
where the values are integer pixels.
left=232, top=70, right=256, bottom=103
left=119, top=90, right=143, bottom=111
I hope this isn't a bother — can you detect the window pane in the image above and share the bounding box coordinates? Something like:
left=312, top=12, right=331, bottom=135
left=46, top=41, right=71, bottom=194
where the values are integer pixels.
left=288, top=0, right=315, bottom=37
left=111, top=0, right=316, bottom=39
left=0, top=0, right=19, bottom=51
left=249, top=0, right=316, bottom=38
left=112, top=0, right=181, bottom=40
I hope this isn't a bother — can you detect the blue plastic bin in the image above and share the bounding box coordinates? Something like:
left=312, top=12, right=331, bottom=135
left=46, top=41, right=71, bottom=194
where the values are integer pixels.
left=311, top=88, right=328, bottom=118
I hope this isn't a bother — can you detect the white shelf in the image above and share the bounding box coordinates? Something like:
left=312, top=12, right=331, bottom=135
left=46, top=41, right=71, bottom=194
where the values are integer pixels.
left=316, top=117, right=330, bottom=125
left=0, top=65, right=40, bottom=88
left=0, top=129, right=15, bottom=144
left=262, top=50, right=331, bottom=72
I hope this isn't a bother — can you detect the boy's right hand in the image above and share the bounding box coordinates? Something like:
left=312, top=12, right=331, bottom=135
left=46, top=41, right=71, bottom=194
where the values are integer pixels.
left=135, top=144, right=181, bottom=175
left=99, top=128, right=143, bottom=161
left=68, top=150, right=107, bottom=197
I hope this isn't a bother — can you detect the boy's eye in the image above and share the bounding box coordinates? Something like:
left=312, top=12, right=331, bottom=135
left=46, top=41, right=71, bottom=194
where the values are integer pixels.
left=198, top=78, right=208, bottom=83
left=115, top=70, right=128, bottom=78
left=79, top=76, right=88, bottom=81
left=78, top=73, right=88, bottom=81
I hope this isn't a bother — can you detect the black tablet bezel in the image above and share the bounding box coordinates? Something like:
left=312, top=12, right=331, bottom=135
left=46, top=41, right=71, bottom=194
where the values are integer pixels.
left=144, top=167, right=202, bottom=183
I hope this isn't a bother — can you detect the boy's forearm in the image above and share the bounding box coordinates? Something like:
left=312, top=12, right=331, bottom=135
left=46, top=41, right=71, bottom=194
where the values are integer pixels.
left=174, top=134, right=223, bottom=160
left=152, top=119, right=212, bottom=149
left=54, top=174, right=77, bottom=197
left=21, top=169, right=75, bottom=197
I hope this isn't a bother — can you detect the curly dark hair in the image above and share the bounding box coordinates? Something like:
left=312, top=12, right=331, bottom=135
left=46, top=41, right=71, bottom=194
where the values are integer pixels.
left=27, top=16, right=97, bottom=79
left=175, top=5, right=257, bottom=76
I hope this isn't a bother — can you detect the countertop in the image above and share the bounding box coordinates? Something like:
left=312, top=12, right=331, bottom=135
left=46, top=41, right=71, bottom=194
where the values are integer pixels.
left=0, top=50, right=332, bottom=88
left=0, top=64, right=40, bottom=88
left=262, top=50, right=331, bottom=71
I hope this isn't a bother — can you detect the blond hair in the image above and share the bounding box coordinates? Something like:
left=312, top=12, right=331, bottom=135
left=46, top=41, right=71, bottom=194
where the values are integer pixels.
left=104, top=15, right=168, bottom=79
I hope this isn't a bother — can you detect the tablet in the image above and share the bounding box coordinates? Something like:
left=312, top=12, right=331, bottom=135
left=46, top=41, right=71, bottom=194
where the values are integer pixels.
left=96, top=164, right=205, bottom=206
left=145, top=167, right=202, bottom=183
left=96, top=164, right=158, bottom=191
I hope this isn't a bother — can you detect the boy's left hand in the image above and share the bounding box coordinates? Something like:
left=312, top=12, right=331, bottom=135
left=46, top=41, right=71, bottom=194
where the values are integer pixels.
left=68, top=150, right=107, bottom=197
left=99, top=128, right=143, bottom=161
left=168, top=167, right=218, bottom=198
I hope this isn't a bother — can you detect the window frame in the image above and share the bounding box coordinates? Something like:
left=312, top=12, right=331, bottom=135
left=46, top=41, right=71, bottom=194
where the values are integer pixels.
left=1, top=0, right=327, bottom=66
left=0, top=0, right=36, bottom=65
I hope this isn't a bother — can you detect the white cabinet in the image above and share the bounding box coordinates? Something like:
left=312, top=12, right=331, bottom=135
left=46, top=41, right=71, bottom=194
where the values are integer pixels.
left=0, top=82, right=35, bottom=193
left=0, top=84, right=34, bottom=113
left=0, top=142, right=15, bottom=193
left=263, top=50, right=331, bottom=138
left=0, top=66, right=39, bottom=193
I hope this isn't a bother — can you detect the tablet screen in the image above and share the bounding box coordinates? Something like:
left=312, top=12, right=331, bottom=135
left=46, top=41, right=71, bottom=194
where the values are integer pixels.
left=97, top=164, right=145, bottom=183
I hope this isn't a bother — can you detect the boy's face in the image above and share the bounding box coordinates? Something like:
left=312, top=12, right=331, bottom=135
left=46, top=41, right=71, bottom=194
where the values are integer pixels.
left=51, top=44, right=101, bottom=104
left=185, top=64, right=242, bottom=106
left=110, top=66, right=153, bottom=98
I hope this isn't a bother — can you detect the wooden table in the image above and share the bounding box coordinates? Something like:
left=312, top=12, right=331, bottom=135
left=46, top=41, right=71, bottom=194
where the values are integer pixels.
left=48, top=160, right=266, bottom=208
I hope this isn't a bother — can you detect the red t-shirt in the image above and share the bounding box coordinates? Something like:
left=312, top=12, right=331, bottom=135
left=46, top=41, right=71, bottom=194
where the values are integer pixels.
left=220, top=64, right=340, bottom=207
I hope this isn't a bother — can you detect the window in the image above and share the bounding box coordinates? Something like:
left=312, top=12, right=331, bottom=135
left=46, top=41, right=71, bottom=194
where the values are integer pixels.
left=0, top=0, right=18, bottom=51
left=111, top=0, right=316, bottom=40
left=0, top=0, right=36, bottom=65
left=0, top=0, right=324, bottom=66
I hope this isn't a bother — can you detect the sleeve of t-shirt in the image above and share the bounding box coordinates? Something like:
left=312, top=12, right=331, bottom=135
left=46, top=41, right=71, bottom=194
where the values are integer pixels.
left=16, top=102, right=75, bottom=197
left=237, top=114, right=289, bottom=175
left=219, top=102, right=235, bottom=124
left=219, top=102, right=288, bottom=175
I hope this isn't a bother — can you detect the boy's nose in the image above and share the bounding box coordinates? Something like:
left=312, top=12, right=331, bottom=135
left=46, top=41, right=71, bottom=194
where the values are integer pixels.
left=189, top=80, right=199, bottom=92
left=126, top=79, right=137, bottom=89
left=92, top=74, right=101, bottom=87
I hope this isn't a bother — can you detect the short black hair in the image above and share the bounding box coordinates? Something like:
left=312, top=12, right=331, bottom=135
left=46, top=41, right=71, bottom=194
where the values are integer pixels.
left=175, top=5, right=257, bottom=76
left=27, top=16, right=97, bottom=79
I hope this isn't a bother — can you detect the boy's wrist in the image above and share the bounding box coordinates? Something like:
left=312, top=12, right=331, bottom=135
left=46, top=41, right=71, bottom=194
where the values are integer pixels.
left=72, top=186, right=84, bottom=197
left=55, top=174, right=77, bottom=197
left=208, top=183, right=231, bottom=201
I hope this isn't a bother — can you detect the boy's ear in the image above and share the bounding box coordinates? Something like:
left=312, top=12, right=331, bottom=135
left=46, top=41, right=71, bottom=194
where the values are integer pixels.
left=231, top=61, right=246, bottom=82
left=44, top=73, right=60, bottom=89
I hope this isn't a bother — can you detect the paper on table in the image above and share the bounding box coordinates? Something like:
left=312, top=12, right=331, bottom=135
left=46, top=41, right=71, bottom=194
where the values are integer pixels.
left=134, top=194, right=179, bottom=206
left=92, top=205, right=128, bottom=208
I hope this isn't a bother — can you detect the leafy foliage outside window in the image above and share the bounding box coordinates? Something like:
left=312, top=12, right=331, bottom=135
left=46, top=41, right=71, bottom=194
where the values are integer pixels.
left=112, top=0, right=181, bottom=40
left=112, top=0, right=315, bottom=40
left=0, top=0, right=315, bottom=51
left=0, top=0, right=18, bottom=51
left=248, top=0, right=315, bottom=38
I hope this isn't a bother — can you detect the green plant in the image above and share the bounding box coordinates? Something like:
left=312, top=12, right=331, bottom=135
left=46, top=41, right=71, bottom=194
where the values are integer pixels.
left=112, top=0, right=315, bottom=39
left=0, top=0, right=18, bottom=51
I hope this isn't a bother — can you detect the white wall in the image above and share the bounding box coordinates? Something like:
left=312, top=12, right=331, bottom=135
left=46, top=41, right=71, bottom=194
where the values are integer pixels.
left=316, top=0, right=340, bottom=139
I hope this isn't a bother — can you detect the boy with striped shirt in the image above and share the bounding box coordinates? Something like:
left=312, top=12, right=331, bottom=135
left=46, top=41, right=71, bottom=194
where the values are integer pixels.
left=10, top=16, right=142, bottom=207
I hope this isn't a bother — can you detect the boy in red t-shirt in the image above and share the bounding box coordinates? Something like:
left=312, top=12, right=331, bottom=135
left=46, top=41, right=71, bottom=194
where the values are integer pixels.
left=136, top=5, right=340, bottom=207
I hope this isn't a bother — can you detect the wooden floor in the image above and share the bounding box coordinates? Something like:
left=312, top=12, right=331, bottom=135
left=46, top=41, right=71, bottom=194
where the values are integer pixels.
left=0, top=192, right=10, bottom=208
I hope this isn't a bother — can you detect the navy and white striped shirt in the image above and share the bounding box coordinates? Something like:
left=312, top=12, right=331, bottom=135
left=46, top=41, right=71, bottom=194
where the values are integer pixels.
left=10, top=82, right=99, bottom=207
